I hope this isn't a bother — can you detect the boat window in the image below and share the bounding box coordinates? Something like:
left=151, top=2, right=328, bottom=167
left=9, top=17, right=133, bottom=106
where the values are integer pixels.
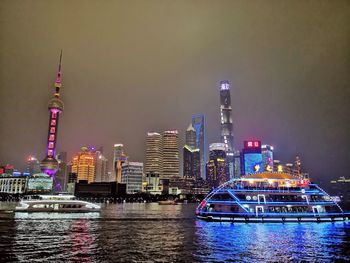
left=33, top=204, right=45, bottom=208
left=211, top=193, right=233, bottom=201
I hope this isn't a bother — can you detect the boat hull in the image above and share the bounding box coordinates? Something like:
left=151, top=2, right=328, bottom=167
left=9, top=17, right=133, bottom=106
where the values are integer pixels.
left=15, top=208, right=100, bottom=213
left=197, top=212, right=350, bottom=223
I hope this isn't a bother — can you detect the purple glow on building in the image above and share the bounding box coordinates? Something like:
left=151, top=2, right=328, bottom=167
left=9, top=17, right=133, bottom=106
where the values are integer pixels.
left=40, top=51, right=64, bottom=178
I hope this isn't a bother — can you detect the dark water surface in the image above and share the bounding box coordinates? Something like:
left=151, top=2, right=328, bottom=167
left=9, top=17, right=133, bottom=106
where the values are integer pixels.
left=0, top=203, right=349, bottom=262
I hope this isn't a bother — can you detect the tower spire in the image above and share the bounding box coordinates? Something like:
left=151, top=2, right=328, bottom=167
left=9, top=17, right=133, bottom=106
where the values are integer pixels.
left=54, top=50, right=63, bottom=97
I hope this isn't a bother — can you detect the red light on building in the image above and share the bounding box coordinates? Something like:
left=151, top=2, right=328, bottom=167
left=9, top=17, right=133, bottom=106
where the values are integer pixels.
left=244, top=140, right=261, bottom=149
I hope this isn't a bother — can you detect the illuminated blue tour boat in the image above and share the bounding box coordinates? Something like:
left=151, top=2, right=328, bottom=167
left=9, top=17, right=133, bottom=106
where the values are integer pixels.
left=196, top=172, right=349, bottom=222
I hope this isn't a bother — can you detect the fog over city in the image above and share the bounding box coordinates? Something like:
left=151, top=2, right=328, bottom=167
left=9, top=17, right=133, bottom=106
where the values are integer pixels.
left=1, top=1, right=349, bottom=182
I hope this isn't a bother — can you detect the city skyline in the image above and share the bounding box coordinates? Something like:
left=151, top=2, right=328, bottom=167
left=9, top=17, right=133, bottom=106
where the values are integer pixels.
left=0, top=1, right=349, bottom=183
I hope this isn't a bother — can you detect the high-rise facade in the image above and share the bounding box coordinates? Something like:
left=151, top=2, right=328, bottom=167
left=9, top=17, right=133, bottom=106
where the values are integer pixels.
left=113, top=144, right=128, bottom=183
left=162, top=130, right=179, bottom=178
left=241, top=140, right=263, bottom=175
left=183, top=145, right=200, bottom=180
left=145, top=132, right=163, bottom=177
left=183, top=123, right=200, bottom=180
left=192, top=114, right=206, bottom=179
left=185, top=123, right=196, bottom=148
left=71, top=147, right=95, bottom=183
left=26, top=156, right=41, bottom=175
left=261, top=145, right=274, bottom=172
left=56, top=152, right=68, bottom=191
left=95, top=151, right=108, bottom=182
left=219, top=80, right=236, bottom=179
left=40, top=52, right=64, bottom=177
left=121, top=162, right=143, bottom=194
left=206, top=143, right=227, bottom=188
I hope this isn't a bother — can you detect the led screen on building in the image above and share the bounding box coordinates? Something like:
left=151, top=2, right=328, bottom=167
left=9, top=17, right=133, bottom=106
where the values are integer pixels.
left=27, top=177, right=53, bottom=192
left=244, top=153, right=263, bottom=174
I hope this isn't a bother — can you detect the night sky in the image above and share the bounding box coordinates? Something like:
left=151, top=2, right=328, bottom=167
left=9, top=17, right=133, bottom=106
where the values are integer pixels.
left=0, top=1, right=349, bottom=183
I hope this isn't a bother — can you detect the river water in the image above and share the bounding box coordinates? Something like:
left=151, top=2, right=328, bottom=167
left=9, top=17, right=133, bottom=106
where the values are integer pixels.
left=0, top=203, right=349, bottom=262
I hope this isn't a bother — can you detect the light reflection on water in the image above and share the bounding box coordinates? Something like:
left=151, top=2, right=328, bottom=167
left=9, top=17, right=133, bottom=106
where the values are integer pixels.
left=194, top=220, right=350, bottom=262
left=0, top=203, right=349, bottom=262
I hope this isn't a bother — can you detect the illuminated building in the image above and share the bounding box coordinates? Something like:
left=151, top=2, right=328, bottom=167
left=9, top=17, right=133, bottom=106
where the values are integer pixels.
left=206, top=143, right=227, bottom=188
left=183, top=123, right=201, bottom=180
left=219, top=80, right=235, bottom=179
left=26, top=173, right=53, bottom=194
left=233, top=151, right=241, bottom=178
left=95, top=151, right=108, bottom=182
left=162, top=130, right=180, bottom=178
left=71, top=147, right=96, bottom=183
left=55, top=152, right=68, bottom=191
left=0, top=175, right=27, bottom=194
left=261, top=145, right=274, bottom=172
left=145, top=132, right=163, bottom=177
left=185, top=123, right=196, bottom=148
left=241, top=140, right=263, bottom=175
left=183, top=145, right=200, bottom=180
left=0, top=165, right=14, bottom=176
left=192, top=114, right=206, bottom=179
left=294, top=155, right=301, bottom=175
left=121, top=162, right=143, bottom=194
left=169, top=176, right=195, bottom=195
left=113, top=144, right=128, bottom=183
left=273, top=160, right=282, bottom=172
left=40, top=51, right=64, bottom=177
left=285, top=163, right=294, bottom=174
left=26, top=156, right=41, bottom=175
left=145, top=172, right=162, bottom=195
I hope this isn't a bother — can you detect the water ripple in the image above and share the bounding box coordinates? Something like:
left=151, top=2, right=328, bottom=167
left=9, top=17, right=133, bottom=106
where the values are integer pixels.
left=0, top=203, right=349, bottom=262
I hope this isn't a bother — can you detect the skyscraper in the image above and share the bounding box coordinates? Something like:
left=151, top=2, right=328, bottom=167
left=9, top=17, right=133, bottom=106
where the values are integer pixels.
left=261, top=145, right=274, bottom=172
left=121, top=162, right=143, bottom=194
left=206, top=143, right=227, bottom=188
left=26, top=156, right=41, bottom=175
left=71, top=147, right=96, bottom=183
left=95, top=151, right=108, bottom=182
left=192, top=114, right=206, bottom=179
left=40, top=52, right=64, bottom=177
left=145, top=132, right=163, bottom=177
left=185, top=123, right=196, bottom=148
left=162, top=130, right=179, bottom=178
left=113, top=144, right=128, bottom=183
left=56, top=152, right=68, bottom=191
left=183, top=145, right=200, bottom=180
left=241, top=140, right=263, bottom=175
left=219, top=80, right=236, bottom=179
left=183, top=123, right=200, bottom=180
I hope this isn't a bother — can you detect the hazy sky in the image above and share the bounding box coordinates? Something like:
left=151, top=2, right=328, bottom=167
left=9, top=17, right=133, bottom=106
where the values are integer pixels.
left=0, top=1, right=349, bottom=182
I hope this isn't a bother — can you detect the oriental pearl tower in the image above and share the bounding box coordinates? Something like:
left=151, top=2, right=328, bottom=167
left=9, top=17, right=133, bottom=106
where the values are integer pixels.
left=40, top=51, right=64, bottom=177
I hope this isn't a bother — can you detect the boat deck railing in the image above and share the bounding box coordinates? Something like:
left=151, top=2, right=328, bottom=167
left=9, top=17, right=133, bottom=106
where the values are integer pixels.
left=198, top=211, right=350, bottom=218
left=207, top=200, right=336, bottom=205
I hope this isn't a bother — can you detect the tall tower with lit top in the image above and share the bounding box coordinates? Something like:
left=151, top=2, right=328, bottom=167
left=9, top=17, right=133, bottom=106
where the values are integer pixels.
left=40, top=51, right=64, bottom=177
left=219, top=80, right=235, bottom=178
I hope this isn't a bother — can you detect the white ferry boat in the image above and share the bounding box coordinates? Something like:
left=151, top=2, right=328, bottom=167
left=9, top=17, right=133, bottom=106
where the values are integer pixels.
left=15, top=194, right=101, bottom=213
left=196, top=172, right=350, bottom=222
